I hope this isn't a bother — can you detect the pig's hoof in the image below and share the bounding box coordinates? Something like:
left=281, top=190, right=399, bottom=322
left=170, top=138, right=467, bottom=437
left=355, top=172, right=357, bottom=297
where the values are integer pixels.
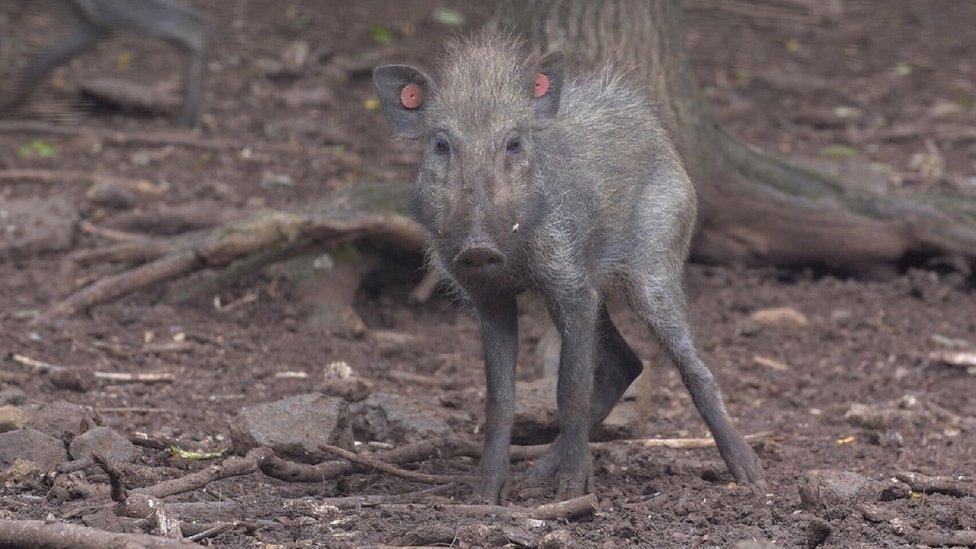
left=525, top=437, right=565, bottom=480
left=723, top=437, right=765, bottom=487
left=477, top=475, right=508, bottom=505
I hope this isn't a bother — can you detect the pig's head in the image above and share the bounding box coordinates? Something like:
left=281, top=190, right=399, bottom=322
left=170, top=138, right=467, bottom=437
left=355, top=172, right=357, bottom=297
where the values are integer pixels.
left=373, top=37, right=564, bottom=283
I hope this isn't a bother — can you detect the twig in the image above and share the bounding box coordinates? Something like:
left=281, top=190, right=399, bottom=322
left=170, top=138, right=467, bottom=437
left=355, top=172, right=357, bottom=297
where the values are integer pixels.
left=186, top=522, right=236, bottom=542
left=896, top=472, right=974, bottom=497
left=80, top=222, right=152, bottom=243
left=753, top=355, right=790, bottom=372
left=318, top=444, right=476, bottom=486
left=97, top=407, right=174, bottom=414
left=377, top=494, right=597, bottom=521
left=93, top=372, right=175, bottom=383
left=57, top=458, right=94, bottom=474
left=909, top=529, right=976, bottom=548
left=9, top=354, right=174, bottom=383
left=0, top=519, right=194, bottom=548
left=528, top=494, right=598, bottom=520
left=91, top=453, right=128, bottom=503
left=0, top=168, right=164, bottom=195
left=140, top=448, right=268, bottom=499
left=0, top=120, right=333, bottom=152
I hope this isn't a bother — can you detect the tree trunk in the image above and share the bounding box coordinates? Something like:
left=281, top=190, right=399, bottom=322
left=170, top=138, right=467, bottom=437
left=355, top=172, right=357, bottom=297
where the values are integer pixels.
left=491, top=0, right=976, bottom=269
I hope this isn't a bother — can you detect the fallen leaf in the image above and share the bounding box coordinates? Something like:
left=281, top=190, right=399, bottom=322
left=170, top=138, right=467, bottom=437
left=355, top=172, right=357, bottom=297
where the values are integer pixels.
left=433, top=6, right=465, bottom=26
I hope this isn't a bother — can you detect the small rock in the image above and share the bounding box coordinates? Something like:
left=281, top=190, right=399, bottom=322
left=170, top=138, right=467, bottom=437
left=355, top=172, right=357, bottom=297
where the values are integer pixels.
left=798, top=470, right=881, bottom=511
left=804, top=516, right=832, bottom=548
left=539, top=530, right=573, bottom=549
left=0, top=406, right=28, bottom=433
left=350, top=393, right=456, bottom=444
left=1, top=458, right=41, bottom=484
left=83, top=507, right=125, bottom=533
left=48, top=471, right=94, bottom=502
left=86, top=183, right=137, bottom=210
left=0, top=388, right=27, bottom=406
left=0, top=196, right=79, bottom=257
left=48, top=369, right=95, bottom=392
left=25, top=400, right=97, bottom=441
left=321, top=376, right=372, bottom=402
left=0, top=428, right=69, bottom=471
left=230, top=393, right=352, bottom=462
left=69, top=426, right=139, bottom=462
left=750, top=307, right=809, bottom=327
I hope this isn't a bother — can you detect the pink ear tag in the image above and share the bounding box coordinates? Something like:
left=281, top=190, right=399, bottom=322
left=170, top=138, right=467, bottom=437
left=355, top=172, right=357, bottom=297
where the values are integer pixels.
left=533, top=73, right=550, bottom=98
left=400, top=83, right=423, bottom=109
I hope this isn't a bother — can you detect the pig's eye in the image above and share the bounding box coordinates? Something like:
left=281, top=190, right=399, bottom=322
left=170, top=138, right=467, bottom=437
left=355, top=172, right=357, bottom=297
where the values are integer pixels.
left=506, top=136, right=522, bottom=154
left=434, top=137, right=450, bottom=155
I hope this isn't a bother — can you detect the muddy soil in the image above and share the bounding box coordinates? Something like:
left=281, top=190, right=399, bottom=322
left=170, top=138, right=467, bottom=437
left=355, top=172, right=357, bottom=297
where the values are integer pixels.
left=1, top=1, right=974, bottom=547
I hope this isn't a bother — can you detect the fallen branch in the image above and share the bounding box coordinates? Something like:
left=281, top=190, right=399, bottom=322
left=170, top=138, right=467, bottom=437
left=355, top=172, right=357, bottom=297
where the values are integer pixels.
left=529, top=494, right=599, bottom=520
left=36, top=182, right=423, bottom=321
left=377, top=494, right=597, bottom=521
left=318, top=444, right=476, bottom=486
left=0, top=120, right=335, bottom=152
left=909, top=529, right=976, bottom=548
left=896, top=472, right=974, bottom=498
left=0, top=168, right=164, bottom=195
left=0, top=519, right=195, bottom=548
left=258, top=433, right=772, bottom=484
left=10, top=353, right=174, bottom=383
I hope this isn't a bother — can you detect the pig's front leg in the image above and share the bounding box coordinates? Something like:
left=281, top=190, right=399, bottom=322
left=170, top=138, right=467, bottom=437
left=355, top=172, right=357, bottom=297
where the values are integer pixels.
left=545, top=288, right=600, bottom=499
left=472, top=291, right=518, bottom=504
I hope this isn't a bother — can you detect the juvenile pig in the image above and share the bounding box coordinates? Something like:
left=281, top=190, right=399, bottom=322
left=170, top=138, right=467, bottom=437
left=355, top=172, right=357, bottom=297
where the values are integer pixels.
left=2, top=0, right=210, bottom=126
left=373, top=34, right=763, bottom=503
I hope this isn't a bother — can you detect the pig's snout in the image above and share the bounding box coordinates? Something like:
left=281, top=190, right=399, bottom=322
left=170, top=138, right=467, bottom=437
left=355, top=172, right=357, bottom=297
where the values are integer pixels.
left=453, top=244, right=505, bottom=272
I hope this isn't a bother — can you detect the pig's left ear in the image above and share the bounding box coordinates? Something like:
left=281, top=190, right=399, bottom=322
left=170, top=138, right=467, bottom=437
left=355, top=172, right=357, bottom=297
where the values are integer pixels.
left=530, top=51, right=565, bottom=126
left=373, top=64, right=436, bottom=139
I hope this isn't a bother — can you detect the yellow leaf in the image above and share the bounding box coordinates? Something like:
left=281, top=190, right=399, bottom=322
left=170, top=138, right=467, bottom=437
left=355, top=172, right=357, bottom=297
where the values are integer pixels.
left=364, top=98, right=379, bottom=110
left=786, top=38, right=801, bottom=53
left=836, top=435, right=856, bottom=445
left=117, top=51, right=131, bottom=71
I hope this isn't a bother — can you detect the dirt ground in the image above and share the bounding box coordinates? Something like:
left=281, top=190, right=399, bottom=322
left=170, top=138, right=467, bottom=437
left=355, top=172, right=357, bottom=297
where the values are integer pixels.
left=1, top=1, right=975, bottom=547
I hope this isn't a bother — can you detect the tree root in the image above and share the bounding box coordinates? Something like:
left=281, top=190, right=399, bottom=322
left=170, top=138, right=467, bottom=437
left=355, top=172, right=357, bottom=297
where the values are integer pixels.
left=0, top=519, right=195, bottom=548
left=39, top=182, right=423, bottom=321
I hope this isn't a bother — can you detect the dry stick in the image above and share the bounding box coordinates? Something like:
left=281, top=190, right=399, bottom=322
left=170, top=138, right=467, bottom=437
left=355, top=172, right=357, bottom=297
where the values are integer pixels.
left=377, top=494, right=597, bottom=521
left=115, top=448, right=269, bottom=519
left=0, top=519, right=196, bottom=549
left=80, top=221, right=152, bottom=243
left=10, top=353, right=174, bottom=383
left=0, top=120, right=324, bottom=153
left=319, top=444, right=476, bottom=486
left=258, top=433, right=772, bottom=484
left=896, top=472, right=974, bottom=497
left=91, top=454, right=128, bottom=503
left=186, top=522, right=236, bottom=543
left=0, top=168, right=164, bottom=195
left=42, top=251, right=201, bottom=321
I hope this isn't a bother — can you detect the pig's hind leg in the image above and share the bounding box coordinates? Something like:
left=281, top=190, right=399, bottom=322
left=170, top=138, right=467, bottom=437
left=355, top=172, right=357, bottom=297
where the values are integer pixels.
left=525, top=303, right=643, bottom=481
left=4, top=5, right=103, bottom=109
left=625, top=269, right=764, bottom=486
left=116, top=1, right=211, bottom=125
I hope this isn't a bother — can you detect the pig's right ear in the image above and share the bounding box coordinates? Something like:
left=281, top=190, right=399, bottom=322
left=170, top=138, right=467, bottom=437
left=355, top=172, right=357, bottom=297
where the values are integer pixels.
left=373, top=65, right=435, bottom=139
